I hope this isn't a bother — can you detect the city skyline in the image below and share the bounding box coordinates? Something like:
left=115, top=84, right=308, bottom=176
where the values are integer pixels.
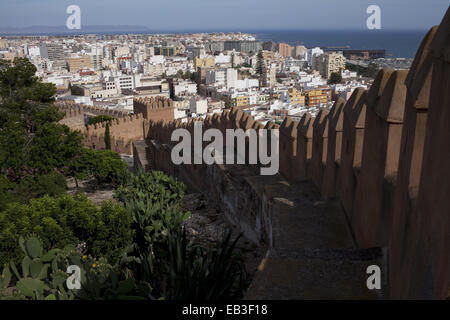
left=0, top=0, right=448, bottom=31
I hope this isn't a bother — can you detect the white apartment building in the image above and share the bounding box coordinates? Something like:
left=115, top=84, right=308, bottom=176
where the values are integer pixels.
left=206, top=69, right=226, bottom=86
left=27, top=46, right=41, bottom=58
left=190, top=97, right=208, bottom=114
left=149, top=55, right=165, bottom=64
left=173, top=80, right=197, bottom=96
left=308, top=47, right=324, bottom=69
left=226, top=68, right=237, bottom=89
left=235, top=78, right=259, bottom=90
left=215, top=53, right=232, bottom=65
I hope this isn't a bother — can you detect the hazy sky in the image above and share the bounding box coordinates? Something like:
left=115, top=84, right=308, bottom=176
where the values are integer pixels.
left=0, top=0, right=448, bottom=30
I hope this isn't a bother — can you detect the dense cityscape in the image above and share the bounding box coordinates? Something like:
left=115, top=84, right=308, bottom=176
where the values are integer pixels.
left=0, top=0, right=448, bottom=308
left=0, top=33, right=413, bottom=123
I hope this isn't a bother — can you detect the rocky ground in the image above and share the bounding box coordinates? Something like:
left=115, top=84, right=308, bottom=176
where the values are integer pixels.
left=66, top=178, right=115, bottom=206
left=182, top=193, right=267, bottom=286
left=66, top=179, right=266, bottom=289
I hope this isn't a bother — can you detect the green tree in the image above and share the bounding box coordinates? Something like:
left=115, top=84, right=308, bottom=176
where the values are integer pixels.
left=89, top=150, right=128, bottom=186
left=87, top=115, right=114, bottom=126
left=104, top=123, right=111, bottom=150
left=345, top=62, right=380, bottom=78
left=0, top=58, right=84, bottom=181
left=328, top=72, right=343, bottom=84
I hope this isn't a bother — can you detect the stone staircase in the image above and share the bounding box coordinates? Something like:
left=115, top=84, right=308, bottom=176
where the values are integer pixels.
left=244, top=180, right=387, bottom=300
left=132, top=140, right=151, bottom=171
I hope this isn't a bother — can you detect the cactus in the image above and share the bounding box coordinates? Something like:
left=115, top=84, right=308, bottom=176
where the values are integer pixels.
left=10, top=237, right=50, bottom=282
left=16, top=278, right=45, bottom=299
left=0, top=265, right=11, bottom=291
left=1, top=236, right=77, bottom=300
left=25, top=237, right=42, bottom=259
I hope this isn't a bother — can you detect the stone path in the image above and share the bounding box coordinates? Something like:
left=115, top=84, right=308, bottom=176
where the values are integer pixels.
left=244, top=179, right=387, bottom=300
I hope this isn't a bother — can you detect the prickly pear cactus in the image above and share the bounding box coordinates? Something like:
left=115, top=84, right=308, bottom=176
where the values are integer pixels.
left=25, top=237, right=42, bottom=259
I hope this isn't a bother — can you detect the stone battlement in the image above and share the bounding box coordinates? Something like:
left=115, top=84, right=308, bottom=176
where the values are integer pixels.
left=60, top=8, right=450, bottom=299
left=133, top=96, right=175, bottom=121
left=56, top=100, right=132, bottom=132
left=132, top=9, right=450, bottom=300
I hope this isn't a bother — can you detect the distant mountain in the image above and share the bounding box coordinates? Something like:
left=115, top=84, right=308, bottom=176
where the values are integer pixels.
left=0, top=25, right=152, bottom=35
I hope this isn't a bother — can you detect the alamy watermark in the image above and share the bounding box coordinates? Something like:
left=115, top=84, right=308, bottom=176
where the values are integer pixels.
left=66, top=265, right=81, bottom=290
left=366, top=265, right=381, bottom=290
left=66, top=5, right=81, bottom=30
left=171, top=121, right=279, bottom=176
left=366, top=5, right=381, bottom=30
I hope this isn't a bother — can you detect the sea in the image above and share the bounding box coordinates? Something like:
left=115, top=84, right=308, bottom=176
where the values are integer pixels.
left=251, top=29, right=428, bottom=58
left=3, top=28, right=428, bottom=59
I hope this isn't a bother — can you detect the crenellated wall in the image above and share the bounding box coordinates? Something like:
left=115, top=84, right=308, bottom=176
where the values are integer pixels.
left=57, top=99, right=173, bottom=154
left=62, top=8, right=450, bottom=299
left=83, top=113, right=147, bottom=154
left=133, top=96, right=175, bottom=121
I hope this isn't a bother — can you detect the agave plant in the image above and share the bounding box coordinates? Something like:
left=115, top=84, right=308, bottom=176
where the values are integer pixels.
left=163, top=228, right=247, bottom=301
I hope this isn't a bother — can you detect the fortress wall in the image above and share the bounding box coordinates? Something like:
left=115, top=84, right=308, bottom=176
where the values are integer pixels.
left=279, top=118, right=299, bottom=179
left=352, top=70, right=408, bottom=248
left=311, top=109, right=330, bottom=190
left=83, top=113, right=146, bottom=154
left=398, top=12, right=450, bottom=299
left=57, top=101, right=130, bottom=131
left=61, top=8, right=449, bottom=299
left=389, top=26, right=437, bottom=299
left=296, top=113, right=314, bottom=181
left=322, top=98, right=345, bottom=198
left=335, top=87, right=367, bottom=222
left=136, top=19, right=448, bottom=294
left=133, top=97, right=175, bottom=122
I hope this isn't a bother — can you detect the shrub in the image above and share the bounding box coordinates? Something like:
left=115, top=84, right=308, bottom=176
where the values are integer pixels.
left=0, top=172, right=67, bottom=210
left=89, top=150, right=128, bottom=186
left=91, top=200, right=136, bottom=265
left=0, top=175, right=14, bottom=211
left=87, top=115, right=115, bottom=126
left=69, top=148, right=128, bottom=187
left=114, top=169, right=186, bottom=207
left=15, top=172, right=67, bottom=200
left=0, top=193, right=133, bottom=266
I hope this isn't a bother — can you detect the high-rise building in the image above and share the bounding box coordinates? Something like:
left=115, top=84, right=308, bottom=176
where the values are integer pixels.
left=90, top=54, right=103, bottom=71
left=188, top=47, right=205, bottom=58
left=224, top=41, right=262, bottom=54
left=278, top=43, right=292, bottom=58
left=154, top=46, right=177, bottom=56
left=40, top=43, right=66, bottom=69
left=294, top=45, right=308, bottom=59
left=226, top=68, right=238, bottom=89
left=308, top=47, right=324, bottom=69
left=268, top=66, right=277, bottom=87
left=68, top=56, right=92, bottom=72
left=314, top=52, right=346, bottom=79
left=262, top=41, right=277, bottom=51
left=205, top=42, right=225, bottom=53
left=194, top=56, right=215, bottom=71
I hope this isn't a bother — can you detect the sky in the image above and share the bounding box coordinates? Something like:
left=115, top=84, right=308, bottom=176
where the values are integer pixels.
left=0, top=0, right=448, bottom=31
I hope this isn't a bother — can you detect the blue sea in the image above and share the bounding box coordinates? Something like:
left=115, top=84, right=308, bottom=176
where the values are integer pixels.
left=251, top=30, right=428, bottom=58
left=3, top=27, right=427, bottom=59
